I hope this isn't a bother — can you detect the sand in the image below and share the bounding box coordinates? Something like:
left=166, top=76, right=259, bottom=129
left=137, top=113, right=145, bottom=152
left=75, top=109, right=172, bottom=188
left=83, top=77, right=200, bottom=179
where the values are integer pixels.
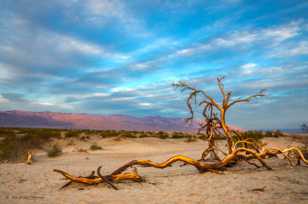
left=0, top=137, right=307, bottom=204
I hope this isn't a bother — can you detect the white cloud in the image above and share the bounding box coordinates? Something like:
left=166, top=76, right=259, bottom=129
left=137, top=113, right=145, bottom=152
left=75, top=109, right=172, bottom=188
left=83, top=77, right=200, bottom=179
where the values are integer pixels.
left=215, top=32, right=257, bottom=47
left=131, top=38, right=178, bottom=58
left=131, top=63, right=151, bottom=71
left=111, top=87, right=136, bottom=93
left=241, top=63, right=257, bottom=75
left=240, top=63, right=285, bottom=76
left=243, top=78, right=308, bottom=89
left=110, top=96, right=137, bottom=102
left=57, top=36, right=104, bottom=55
left=0, top=15, right=129, bottom=72
left=171, top=21, right=302, bottom=58
left=173, top=31, right=257, bottom=57
left=0, top=95, right=9, bottom=104
left=262, top=21, right=300, bottom=43
left=0, top=63, right=16, bottom=80
left=175, top=47, right=204, bottom=57
left=270, top=41, right=308, bottom=57
left=69, top=0, right=150, bottom=37
left=139, top=102, right=153, bottom=107
left=66, top=93, right=111, bottom=101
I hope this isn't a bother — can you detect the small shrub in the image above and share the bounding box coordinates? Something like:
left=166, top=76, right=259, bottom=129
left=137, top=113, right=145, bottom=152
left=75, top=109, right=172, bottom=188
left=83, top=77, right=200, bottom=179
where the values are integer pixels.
left=0, top=128, right=62, bottom=161
left=79, top=135, right=90, bottom=141
left=90, top=143, right=103, bottom=150
left=171, top=132, right=185, bottom=139
left=47, top=144, right=62, bottom=157
left=157, top=131, right=168, bottom=139
left=65, top=130, right=80, bottom=138
left=67, top=139, right=75, bottom=146
left=196, top=133, right=207, bottom=140
left=240, top=130, right=264, bottom=141
left=77, top=148, right=88, bottom=153
left=101, top=130, right=119, bottom=138
left=139, top=133, right=148, bottom=138
left=272, top=130, right=284, bottom=137
left=185, top=135, right=197, bottom=142
left=122, top=131, right=138, bottom=138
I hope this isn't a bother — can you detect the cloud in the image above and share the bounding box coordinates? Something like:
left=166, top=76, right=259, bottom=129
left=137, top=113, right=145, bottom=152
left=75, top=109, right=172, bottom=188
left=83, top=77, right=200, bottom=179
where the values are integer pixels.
left=0, top=1, right=307, bottom=129
left=121, top=21, right=302, bottom=76
left=270, top=41, right=308, bottom=57
left=67, top=0, right=150, bottom=37
left=0, top=63, right=16, bottom=80
left=0, top=15, right=127, bottom=69
left=240, top=63, right=257, bottom=75
left=0, top=92, right=74, bottom=112
left=262, top=21, right=301, bottom=43
left=172, top=21, right=302, bottom=58
left=1, top=93, right=27, bottom=103
left=243, top=78, right=308, bottom=90
left=240, top=63, right=284, bottom=76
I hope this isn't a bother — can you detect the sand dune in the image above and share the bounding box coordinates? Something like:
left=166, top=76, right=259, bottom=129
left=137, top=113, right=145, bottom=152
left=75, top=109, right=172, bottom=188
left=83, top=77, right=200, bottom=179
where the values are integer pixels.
left=0, top=137, right=307, bottom=204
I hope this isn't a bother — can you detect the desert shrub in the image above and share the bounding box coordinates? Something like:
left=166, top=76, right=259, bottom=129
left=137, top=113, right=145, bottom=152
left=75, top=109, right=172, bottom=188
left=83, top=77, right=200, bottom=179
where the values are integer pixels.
left=272, top=130, right=284, bottom=137
left=90, top=143, right=103, bottom=150
left=112, top=131, right=138, bottom=138
left=240, top=130, right=264, bottom=141
left=67, top=139, right=75, bottom=146
left=0, top=128, right=61, bottom=161
left=171, top=132, right=185, bottom=139
left=65, top=130, right=81, bottom=138
left=47, top=144, right=62, bottom=157
left=145, top=131, right=155, bottom=137
left=0, top=138, right=18, bottom=161
left=157, top=131, right=168, bottom=139
left=139, top=132, right=149, bottom=138
left=185, top=135, right=197, bottom=142
left=77, top=148, right=88, bottom=153
left=101, top=130, right=119, bottom=138
left=196, top=133, right=207, bottom=140
left=79, top=134, right=90, bottom=141
left=262, top=130, right=284, bottom=138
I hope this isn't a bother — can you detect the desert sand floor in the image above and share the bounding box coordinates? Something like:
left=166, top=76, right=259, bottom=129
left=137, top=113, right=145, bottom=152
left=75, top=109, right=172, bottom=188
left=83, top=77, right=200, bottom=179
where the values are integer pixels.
left=0, top=137, right=307, bottom=204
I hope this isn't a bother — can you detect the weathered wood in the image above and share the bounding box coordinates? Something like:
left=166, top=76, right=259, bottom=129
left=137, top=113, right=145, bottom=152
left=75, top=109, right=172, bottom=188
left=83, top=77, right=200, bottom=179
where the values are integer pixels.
left=53, top=77, right=308, bottom=190
left=26, top=151, right=32, bottom=165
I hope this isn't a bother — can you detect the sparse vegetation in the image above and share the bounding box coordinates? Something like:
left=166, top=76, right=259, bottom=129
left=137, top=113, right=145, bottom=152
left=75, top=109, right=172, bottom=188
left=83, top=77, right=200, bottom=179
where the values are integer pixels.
left=90, top=143, right=103, bottom=151
left=0, top=126, right=288, bottom=162
left=54, top=76, right=307, bottom=190
left=157, top=131, right=169, bottom=139
left=0, top=128, right=60, bottom=161
left=171, top=131, right=185, bottom=139
left=185, top=135, right=197, bottom=142
left=65, top=130, right=81, bottom=138
left=47, top=144, right=62, bottom=157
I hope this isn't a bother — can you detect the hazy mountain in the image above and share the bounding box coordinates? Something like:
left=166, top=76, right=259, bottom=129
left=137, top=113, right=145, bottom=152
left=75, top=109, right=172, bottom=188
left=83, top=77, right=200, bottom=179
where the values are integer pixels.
left=0, top=110, right=200, bottom=132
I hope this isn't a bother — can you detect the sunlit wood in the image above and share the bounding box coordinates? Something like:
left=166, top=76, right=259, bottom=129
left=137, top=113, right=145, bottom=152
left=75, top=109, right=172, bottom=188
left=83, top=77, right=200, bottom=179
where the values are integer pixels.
left=54, top=77, right=307, bottom=190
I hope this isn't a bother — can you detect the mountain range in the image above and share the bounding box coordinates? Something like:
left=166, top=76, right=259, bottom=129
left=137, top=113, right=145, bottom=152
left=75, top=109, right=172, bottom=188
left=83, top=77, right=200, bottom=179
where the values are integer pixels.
left=0, top=110, right=200, bottom=132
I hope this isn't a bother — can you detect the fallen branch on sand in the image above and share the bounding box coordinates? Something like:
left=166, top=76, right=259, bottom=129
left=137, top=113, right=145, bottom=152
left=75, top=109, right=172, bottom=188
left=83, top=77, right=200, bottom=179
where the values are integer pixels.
left=54, top=145, right=307, bottom=190
left=54, top=76, right=308, bottom=190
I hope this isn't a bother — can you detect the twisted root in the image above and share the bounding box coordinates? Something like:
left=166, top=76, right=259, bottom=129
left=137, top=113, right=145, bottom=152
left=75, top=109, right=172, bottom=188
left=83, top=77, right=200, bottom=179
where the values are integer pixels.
left=54, top=166, right=143, bottom=190
left=54, top=144, right=308, bottom=189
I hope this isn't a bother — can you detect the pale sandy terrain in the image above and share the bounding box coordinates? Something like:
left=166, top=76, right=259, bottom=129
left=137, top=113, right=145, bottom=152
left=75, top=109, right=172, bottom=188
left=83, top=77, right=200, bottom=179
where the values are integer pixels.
left=0, top=136, right=307, bottom=204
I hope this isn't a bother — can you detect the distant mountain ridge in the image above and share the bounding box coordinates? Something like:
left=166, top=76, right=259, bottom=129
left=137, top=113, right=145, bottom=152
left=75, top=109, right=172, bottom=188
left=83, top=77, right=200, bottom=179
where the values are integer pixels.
left=0, top=110, right=200, bottom=132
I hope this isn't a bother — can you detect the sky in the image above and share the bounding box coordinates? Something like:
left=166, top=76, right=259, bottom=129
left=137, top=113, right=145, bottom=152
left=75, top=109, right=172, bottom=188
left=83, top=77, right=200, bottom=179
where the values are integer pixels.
left=0, top=0, right=307, bottom=129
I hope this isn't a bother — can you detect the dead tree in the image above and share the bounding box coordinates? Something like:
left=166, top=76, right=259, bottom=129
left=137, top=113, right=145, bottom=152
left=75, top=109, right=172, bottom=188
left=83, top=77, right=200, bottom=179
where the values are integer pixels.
left=173, top=76, right=265, bottom=155
left=54, top=76, right=307, bottom=190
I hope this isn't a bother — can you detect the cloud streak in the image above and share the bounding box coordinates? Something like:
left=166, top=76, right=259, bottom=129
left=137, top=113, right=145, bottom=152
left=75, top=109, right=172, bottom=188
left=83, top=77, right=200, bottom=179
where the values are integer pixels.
left=0, top=0, right=307, bottom=129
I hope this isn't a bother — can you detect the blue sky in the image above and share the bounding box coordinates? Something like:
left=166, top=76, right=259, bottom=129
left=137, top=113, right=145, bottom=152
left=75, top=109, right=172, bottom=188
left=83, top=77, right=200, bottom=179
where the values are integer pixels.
left=0, top=0, right=307, bottom=129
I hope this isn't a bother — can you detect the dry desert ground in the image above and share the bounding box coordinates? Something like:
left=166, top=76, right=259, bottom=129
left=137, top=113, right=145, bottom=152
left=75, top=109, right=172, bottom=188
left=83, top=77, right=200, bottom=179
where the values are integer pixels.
left=0, top=136, right=307, bottom=204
